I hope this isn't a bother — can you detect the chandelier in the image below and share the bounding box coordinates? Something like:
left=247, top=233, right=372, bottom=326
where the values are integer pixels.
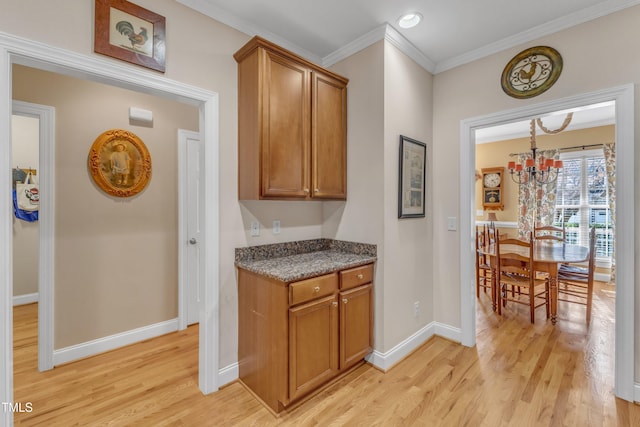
left=507, top=113, right=573, bottom=185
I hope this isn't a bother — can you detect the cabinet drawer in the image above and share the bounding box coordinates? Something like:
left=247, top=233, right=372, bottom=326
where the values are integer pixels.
left=290, top=273, right=338, bottom=306
left=340, top=264, right=373, bottom=290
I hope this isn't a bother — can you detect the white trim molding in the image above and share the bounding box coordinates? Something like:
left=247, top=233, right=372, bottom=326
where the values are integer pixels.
left=218, top=362, right=239, bottom=388
left=12, top=293, right=38, bottom=306
left=53, top=319, right=179, bottom=366
left=12, top=99, right=55, bottom=373
left=366, top=322, right=462, bottom=372
left=0, top=30, right=221, bottom=427
left=460, top=85, right=635, bottom=402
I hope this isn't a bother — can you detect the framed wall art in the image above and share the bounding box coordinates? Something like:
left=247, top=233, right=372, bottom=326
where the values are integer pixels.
left=398, top=135, right=426, bottom=218
left=94, top=0, right=166, bottom=73
left=88, top=129, right=152, bottom=198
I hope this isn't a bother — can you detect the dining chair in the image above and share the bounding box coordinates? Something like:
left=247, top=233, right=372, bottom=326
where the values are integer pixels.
left=475, top=225, right=491, bottom=297
left=557, top=227, right=596, bottom=323
left=486, top=222, right=497, bottom=244
left=496, top=232, right=549, bottom=323
left=534, top=223, right=566, bottom=241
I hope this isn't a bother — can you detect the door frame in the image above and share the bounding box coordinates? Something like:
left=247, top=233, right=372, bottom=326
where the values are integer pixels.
left=459, top=84, right=635, bottom=401
left=178, top=129, right=203, bottom=330
left=0, top=32, right=221, bottom=426
left=12, top=100, right=55, bottom=372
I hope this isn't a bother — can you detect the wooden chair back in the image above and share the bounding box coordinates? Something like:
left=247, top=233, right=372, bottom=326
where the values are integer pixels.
left=475, top=225, right=491, bottom=297
left=496, top=234, right=533, bottom=278
left=557, top=227, right=596, bottom=322
left=534, top=223, right=566, bottom=242
left=486, top=223, right=497, bottom=245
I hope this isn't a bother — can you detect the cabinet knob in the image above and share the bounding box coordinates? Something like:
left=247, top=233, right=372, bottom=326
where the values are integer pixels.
left=313, top=286, right=320, bottom=293
left=357, top=274, right=364, bottom=280
left=304, top=188, right=310, bottom=194
left=342, top=298, right=348, bottom=304
left=314, top=188, right=319, bottom=193
left=332, top=302, right=338, bottom=307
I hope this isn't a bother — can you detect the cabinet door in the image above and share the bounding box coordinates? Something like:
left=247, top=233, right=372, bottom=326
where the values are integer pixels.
left=262, top=50, right=310, bottom=198
left=340, top=284, right=373, bottom=370
left=289, top=294, right=338, bottom=401
left=311, top=71, right=347, bottom=199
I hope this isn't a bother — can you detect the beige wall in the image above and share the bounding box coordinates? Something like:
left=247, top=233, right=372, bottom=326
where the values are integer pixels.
left=433, top=7, right=640, bottom=377
left=2, top=0, right=637, bottom=382
left=13, top=65, right=199, bottom=348
left=327, top=40, right=434, bottom=352
left=324, top=42, right=386, bottom=347
left=382, top=42, right=433, bottom=350
left=476, top=125, right=615, bottom=223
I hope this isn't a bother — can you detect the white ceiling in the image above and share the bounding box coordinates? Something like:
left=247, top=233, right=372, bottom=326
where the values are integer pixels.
left=176, top=0, right=626, bottom=138
left=177, top=0, right=640, bottom=73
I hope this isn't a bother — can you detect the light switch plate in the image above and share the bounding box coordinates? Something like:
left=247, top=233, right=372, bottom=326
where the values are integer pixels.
left=273, top=220, right=281, bottom=234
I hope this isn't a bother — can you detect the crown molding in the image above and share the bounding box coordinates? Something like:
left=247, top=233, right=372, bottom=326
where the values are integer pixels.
left=175, top=0, right=322, bottom=64
left=178, top=0, right=640, bottom=75
left=435, top=0, right=640, bottom=73
left=322, top=23, right=437, bottom=73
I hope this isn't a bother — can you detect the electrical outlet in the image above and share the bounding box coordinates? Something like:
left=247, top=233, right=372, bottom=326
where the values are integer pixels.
left=273, top=220, right=281, bottom=234
left=414, top=301, right=420, bottom=318
left=250, top=221, right=260, bottom=236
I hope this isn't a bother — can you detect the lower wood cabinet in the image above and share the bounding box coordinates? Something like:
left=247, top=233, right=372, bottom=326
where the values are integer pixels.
left=237, top=263, right=374, bottom=413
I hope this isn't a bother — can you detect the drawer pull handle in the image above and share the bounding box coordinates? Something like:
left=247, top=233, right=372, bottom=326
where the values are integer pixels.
left=357, top=274, right=364, bottom=279
left=342, top=298, right=348, bottom=304
left=313, top=286, right=320, bottom=293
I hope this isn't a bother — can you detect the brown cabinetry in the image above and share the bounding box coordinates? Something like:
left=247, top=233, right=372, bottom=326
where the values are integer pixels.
left=234, top=36, right=348, bottom=201
left=237, top=263, right=373, bottom=413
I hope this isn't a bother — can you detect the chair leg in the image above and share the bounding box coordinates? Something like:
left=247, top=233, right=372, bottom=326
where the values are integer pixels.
left=529, top=285, right=535, bottom=323
left=545, top=282, right=550, bottom=319
left=586, top=281, right=594, bottom=324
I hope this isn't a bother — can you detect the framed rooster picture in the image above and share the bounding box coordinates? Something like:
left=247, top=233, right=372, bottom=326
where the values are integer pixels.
left=94, top=0, right=166, bottom=73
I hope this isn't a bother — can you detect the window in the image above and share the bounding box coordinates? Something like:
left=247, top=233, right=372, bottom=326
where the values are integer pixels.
left=553, top=148, right=612, bottom=263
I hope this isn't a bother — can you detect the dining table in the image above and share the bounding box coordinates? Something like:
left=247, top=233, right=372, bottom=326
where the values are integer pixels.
left=479, top=239, right=590, bottom=324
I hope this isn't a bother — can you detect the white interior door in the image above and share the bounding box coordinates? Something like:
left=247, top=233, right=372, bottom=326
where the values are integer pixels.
left=179, top=129, right=204, bottom=327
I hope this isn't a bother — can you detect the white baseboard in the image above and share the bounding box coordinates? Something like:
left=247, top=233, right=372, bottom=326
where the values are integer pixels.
left=634, top=382, right=640, bottom=403
left=218, top=362, right=238, bottom=387
left=366, top=322, right=462, bottom=372
left=53, top=318, right=179, bottom=366
left=13, top=292, right=38, bottom=306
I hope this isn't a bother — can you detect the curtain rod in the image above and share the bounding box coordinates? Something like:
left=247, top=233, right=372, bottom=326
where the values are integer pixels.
left=508, top=143, right=606, bottom=157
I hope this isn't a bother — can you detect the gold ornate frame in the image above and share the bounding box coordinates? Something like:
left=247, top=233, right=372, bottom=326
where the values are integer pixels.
left=88, top=129, right=152, bottom=197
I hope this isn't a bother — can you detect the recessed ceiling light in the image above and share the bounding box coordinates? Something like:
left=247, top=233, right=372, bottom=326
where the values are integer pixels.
left=398, top=12, right=422, bottom=29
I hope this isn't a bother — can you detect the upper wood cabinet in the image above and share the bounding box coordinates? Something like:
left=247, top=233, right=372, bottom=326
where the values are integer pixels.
left=234, top=36, right=348, bottom=200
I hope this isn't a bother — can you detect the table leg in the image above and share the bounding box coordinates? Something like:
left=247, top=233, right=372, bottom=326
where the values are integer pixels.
left=549, top=274, right=558, bottom=324
left=491, top=264, right=498, bottom=312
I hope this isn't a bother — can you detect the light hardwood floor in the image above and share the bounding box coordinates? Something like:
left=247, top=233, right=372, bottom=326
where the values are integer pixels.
left=13, top=281, right=640, bottom=426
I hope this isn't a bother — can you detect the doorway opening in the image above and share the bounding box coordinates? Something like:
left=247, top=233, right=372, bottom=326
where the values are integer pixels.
left=1, top=33, right=221, bottom=423
left=460, top=85, right=634, bottom=402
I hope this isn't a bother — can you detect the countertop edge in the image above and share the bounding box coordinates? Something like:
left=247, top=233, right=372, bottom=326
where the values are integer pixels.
left=235, top=253, right=377, bottom=283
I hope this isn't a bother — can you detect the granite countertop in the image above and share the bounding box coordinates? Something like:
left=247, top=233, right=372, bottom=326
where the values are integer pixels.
left=235, top=239, right=376, bottom=282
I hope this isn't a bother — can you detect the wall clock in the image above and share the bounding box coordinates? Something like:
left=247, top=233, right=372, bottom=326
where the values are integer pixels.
left=481, top=167, right=504, bottom=210
left=501, top=46, right=562, bottom=99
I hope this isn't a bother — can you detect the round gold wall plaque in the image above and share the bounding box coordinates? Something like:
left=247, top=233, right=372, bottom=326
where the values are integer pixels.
left=501, top=46, right=563, bottom=99
left=88, top=129, right=152, bottom=197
